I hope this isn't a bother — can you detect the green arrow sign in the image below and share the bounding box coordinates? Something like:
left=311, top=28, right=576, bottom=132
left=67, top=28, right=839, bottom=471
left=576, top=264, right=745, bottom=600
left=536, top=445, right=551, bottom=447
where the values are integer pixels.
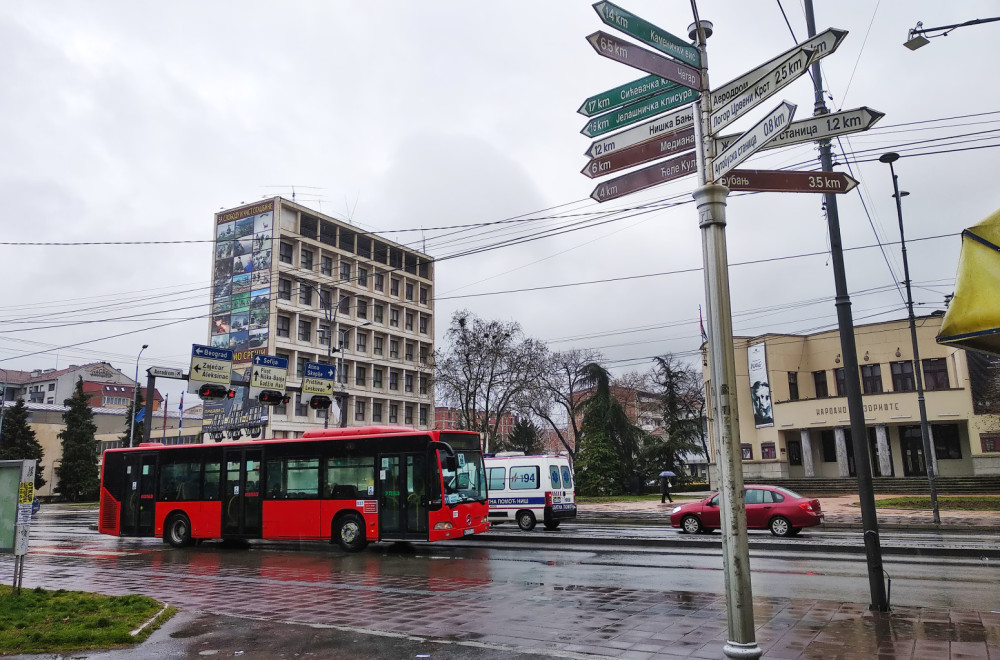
left=593, top=0, right=700, bottom=68
left=581, top=85, right=699, bottom=138
left=578, top=74, right=686, bottom=117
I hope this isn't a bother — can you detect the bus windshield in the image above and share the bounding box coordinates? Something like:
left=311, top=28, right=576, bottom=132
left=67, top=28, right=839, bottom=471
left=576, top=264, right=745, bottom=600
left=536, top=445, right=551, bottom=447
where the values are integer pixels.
left=442, top=449, right=487, bottom=505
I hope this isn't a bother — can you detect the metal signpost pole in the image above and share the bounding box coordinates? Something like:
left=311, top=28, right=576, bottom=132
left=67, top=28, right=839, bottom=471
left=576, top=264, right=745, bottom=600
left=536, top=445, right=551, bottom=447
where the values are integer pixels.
left=880, top=152, right=941, bottom=524
left=689, top=11, right=760, bottom=659
left=804, top=0, right=887, bottom=610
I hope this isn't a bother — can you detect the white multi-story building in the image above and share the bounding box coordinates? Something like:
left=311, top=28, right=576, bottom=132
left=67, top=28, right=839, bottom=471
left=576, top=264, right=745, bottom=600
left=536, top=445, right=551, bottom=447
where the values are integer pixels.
left=208, top=198, right=435, bottom=438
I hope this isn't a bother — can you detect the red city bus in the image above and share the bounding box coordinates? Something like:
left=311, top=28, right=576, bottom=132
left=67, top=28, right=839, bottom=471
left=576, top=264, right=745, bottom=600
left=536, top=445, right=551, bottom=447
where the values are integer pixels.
left=98, top=426, right=489, bottom=551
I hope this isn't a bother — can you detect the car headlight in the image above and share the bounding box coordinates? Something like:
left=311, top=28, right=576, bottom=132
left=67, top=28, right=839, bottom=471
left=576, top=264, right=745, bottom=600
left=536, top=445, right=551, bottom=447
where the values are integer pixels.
left=671, top=506, right=682, bottom=514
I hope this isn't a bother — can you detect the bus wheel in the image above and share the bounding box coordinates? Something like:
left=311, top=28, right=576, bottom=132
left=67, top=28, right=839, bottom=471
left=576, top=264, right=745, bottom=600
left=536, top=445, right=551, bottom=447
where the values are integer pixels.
left=516, top=510, right=536, bottom=531
left=165, top=513, right=193, bottom=548
left=335, top=513, right=368, bottom=552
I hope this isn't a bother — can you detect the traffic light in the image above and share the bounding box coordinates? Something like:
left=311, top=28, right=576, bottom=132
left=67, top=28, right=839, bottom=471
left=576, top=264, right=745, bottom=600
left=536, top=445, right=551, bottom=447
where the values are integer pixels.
left=197, top=384, right=235, bottom=400
left=257, top=390, right=290, bottom=406
left=309, top=395, right=332, bottom=410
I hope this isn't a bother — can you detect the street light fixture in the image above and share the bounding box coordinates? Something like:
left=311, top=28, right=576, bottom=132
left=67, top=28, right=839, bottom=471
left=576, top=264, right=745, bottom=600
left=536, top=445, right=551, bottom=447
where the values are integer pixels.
left=129, top=344, right=148, bottom=448
left=904, top=17, right=1000, bottom=50
left=879, top=152, right=941, bottom=525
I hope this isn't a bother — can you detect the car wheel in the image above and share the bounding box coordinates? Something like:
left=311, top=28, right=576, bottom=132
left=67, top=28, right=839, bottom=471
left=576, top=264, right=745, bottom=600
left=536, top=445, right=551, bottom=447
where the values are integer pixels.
left=543, top=521, right=560, bottom=531
left=165, top=513, right=193, bottom=548
left=335, top=513, right=368, bottom=552
left=516, top=510, right=536, bottom=531
left=769, top=516, right=793, bottom=537
left=681, top=515, right=703, bottom=534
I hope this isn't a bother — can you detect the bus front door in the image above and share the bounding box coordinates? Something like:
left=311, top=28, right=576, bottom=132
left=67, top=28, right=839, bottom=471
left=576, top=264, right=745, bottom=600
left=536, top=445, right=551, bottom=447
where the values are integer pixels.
left=222, top=449, right=262, bottom=538
left=120, top=452, right=157, bottom=537
left=378, top=453, right=428, bottom=540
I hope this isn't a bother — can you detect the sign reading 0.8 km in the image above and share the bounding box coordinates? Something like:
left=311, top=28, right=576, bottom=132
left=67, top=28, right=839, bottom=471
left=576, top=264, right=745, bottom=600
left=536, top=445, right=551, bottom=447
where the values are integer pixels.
left=188, top=344, right=233, bottom=388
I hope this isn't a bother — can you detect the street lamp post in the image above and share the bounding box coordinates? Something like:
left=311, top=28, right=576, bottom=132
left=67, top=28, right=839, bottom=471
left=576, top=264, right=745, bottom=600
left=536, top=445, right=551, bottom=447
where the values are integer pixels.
left=879, top=152, right=941, bottom=524
left=0, top=367, right=7, bottom=447
left=129, top=344, right=148, bottom=448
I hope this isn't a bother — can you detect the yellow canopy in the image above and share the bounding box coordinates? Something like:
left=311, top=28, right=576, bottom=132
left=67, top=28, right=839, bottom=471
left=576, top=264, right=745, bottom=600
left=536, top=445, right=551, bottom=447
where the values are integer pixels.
left=937, top=208, right=1000, bottom=355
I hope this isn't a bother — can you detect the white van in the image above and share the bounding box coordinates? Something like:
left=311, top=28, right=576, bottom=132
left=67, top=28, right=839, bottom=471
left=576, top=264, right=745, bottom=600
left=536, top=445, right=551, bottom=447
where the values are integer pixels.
left=485, top=453, right=576, bottom=530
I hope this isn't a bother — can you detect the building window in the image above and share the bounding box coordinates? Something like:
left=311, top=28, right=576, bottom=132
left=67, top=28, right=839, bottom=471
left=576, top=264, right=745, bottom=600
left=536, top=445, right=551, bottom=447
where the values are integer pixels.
left=277, top=315, right=290, bottom=338
left=821, top=431, right=837, bottom=462
left=405, top=312, right=414, bottom=331
left=340, top=262, right=351, bottom=282
left=419, top=287, right=428, bottom=305
left=419, top=346, right=429, bottom=364
left=891, top=361, right=915, bottom=392
left=374, top=273, right=384, bottom=292
left=355, top=400, right=366, bottom=421
left=419, top=315, right=428, bottom=334
left=419, top=376, right=428, bottom=395
left=299, top=284, right=312, bottom=306
left=981, top=433, right=1000, bottom=453
left=356, top=333, right=367, bottom=353
left=356, top=365, right=366, bottom=386
left=278, top=278, right=292, bottom=301
left=404, top=405, right=414, bottom=425
left=390, top=278, right=400, bottom=296
left=358, top=267, right=368, bottom=287
left=405, top=343, right=414, bottom=361
left=318, top=324, right=331, bottom=346
left=296, top=357, right=308, bottom=378
left=740, top=444, right=753, bottom=460
left=389, top=404, right=398, bottom=424
left=390, top=340, right=399, bottom=358
left=787, top=372, right=798, bottom=401
left=419, top=406, right=428, bottom=426
left=390, top=309, right=399, bottom=327
left=373, top=369, right=383, bottom=388
left=48, top=383, right=56, bottom=391
left=357, top=300, right=368, bottom=320
left=374, top=304, right=384, bottom=324
left=321, top=255, right=333, bottom=276
left=279, top=242, right=293, bottom=264
left=923, top=358, right=950, bottom=390
left=372, top=402, right=383, bottom=422
left=404, top=374, right=413, bottom=393
left=295, top=393, right=308, bottom=417
left=300, top=249, right=313, bottom=271
left=834, top=368, right=846, bottom=397
left=374, top=336, right=384, bottom=356
left=761, top=442, right=776, bottom=460
left=932, top=424, right=962, bottom=459
left=813, top=370, right=828, bottom=398
left=861, top=364, right=883, bottom=394
left=389, top=372, right=399, bottom=390
left=338, top=329, right=350, bottom=350
left=338, top=295, right=349, bottom=315
left=405, top=283, right=414, bottom=300
left=298, top=319, right=312, bottom=342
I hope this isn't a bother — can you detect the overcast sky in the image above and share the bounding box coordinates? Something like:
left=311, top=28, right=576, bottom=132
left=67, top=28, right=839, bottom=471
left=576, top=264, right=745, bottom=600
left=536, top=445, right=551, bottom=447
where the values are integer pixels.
left=1, top=1, right=999, bottom=407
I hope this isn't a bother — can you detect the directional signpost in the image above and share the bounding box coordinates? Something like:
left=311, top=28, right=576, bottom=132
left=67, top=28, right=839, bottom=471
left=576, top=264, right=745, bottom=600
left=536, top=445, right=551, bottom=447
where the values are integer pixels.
left=585, top=103, right=695, bottom=158
left=587, top=31, right=701, bottom=90
left=581, top=85, right=698, bottom=137
left=715, top=106, right=884, bottom=153
left=591, top=151, right=696, bottom=202
left=593, top=0, right=700, bottom=67
left=578, top=74, right=683, bottom=117
left=709, top=49, right=814, bottom=134
left=583, top=127, right=695, bottom=178
left=302, top=362, right=337, bottom=397
left=712, top=101, right=796, bottom=180
left=148, top=366, right=183, bottom=380
left=188, top=344, right=233, bottom=392
left=249, top=354, right=289, bottom=398
left=718, top=169, right=859, bottom=194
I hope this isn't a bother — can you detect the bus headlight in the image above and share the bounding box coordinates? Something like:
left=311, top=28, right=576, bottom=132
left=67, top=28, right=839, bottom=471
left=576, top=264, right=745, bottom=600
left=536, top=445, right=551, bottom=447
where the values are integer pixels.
left=433, top=522, right=454, bottom=530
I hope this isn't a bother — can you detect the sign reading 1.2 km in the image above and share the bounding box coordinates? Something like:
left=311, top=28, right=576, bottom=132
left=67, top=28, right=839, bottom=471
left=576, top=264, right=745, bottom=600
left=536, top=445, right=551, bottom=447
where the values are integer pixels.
left=189, top=344, right=233, bottom=387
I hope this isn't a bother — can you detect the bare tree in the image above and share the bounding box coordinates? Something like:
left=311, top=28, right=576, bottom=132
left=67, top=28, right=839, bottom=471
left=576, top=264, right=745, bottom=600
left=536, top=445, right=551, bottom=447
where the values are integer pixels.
left=525, top=348, right=603, bottom=460
left=435, top=310, right=548, bottom=453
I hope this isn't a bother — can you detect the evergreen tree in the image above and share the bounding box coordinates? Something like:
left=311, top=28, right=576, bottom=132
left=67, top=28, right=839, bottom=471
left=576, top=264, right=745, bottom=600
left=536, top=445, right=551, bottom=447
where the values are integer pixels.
left=56, top=377, right=99, bottom=501
left=502, top=418, right=545, bottom=455
left=119, top=388, right=145, bottom=447
left=0, top=398, right=46, bottom=489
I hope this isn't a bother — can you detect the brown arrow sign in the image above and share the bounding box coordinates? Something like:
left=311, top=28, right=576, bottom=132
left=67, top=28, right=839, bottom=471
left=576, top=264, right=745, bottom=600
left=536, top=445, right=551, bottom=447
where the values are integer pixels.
left=718, top=170, right=859, bottom=194
left=586, top=31, right=701, bottom=91
left=582, top=127, right=695, bottom=179
left=591, top=152, right=697, bottom=202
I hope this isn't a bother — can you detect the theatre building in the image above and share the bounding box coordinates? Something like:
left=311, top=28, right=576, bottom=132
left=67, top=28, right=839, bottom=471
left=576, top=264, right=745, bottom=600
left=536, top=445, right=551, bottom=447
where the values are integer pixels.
left=704, top=315, right=1000, bottom=483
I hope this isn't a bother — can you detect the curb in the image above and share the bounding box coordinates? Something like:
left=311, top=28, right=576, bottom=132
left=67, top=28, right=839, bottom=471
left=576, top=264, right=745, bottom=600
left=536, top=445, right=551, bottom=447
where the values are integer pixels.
left=576, top=514, right=999, bottom=534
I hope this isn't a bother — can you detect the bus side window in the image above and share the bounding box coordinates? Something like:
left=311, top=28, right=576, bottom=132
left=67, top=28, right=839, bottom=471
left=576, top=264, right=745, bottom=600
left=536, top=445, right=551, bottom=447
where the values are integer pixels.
left=203, top=461, right=221, bottom=501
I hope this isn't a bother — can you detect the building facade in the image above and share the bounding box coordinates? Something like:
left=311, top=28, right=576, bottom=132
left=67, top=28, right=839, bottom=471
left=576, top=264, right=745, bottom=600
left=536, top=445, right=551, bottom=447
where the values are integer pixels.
left=703, top=315, right=1000, bottom=482
left=209, top=198, right=435, bottom=438
left=1, top=362, right=162, bottom=410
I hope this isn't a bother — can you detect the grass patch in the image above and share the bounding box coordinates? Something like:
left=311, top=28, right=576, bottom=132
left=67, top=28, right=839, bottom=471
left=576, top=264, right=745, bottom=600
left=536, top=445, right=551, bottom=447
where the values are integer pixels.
left=871, top=495, right=1000, bottom=511
left=0, top=585, right=175, bottom=654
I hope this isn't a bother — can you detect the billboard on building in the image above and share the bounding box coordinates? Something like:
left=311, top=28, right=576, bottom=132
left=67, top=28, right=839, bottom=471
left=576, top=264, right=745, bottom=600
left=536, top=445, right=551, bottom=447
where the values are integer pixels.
left=747, top=343, right=773, bottom=429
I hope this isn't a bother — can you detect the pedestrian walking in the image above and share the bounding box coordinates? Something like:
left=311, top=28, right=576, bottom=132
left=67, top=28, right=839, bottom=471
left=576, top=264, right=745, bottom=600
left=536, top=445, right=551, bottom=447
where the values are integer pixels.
left=660, top=474, right=673, bottom=503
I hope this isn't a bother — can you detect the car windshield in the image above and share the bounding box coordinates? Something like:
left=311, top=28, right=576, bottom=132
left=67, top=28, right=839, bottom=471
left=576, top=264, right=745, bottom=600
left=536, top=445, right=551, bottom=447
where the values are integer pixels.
left=442, top=449, right=487, bottom=505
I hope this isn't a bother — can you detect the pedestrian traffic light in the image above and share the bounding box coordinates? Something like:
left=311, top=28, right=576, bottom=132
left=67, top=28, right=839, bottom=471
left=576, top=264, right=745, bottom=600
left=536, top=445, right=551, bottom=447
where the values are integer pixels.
left=257, top=390, right=289, bottom=406
left=309, top=395, right=332, bottom=410
left=197, top=384, right=234, bottom=400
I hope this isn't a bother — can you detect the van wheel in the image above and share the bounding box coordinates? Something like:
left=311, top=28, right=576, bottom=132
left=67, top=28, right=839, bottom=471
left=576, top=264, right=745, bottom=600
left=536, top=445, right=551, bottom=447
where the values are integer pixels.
left=543, top=521, right=560, bottom=531
left=335, top=513, right=368, bottom=552
left=516, top=510, right=536, bottom=531
left=165, top=513, right=193, bottom=548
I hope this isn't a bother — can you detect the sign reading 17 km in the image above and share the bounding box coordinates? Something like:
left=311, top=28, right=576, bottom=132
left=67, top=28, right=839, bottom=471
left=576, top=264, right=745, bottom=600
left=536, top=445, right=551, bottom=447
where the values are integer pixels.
left=188, top=344, right=233, bottom=389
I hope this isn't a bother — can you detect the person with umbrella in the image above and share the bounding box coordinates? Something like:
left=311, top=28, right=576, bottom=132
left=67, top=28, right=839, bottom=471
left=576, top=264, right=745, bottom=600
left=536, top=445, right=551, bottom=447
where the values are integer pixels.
left=659, top=471, right=675, bottom=503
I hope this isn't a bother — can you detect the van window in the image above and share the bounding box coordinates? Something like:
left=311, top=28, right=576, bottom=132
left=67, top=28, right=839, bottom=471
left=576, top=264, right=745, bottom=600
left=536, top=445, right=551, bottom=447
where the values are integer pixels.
left=549, top=465, right=561, bottom=489
left=509, top=466, right=539, bottom=490
left=488, top=467, right=506, bottom=491
left=560, top=465, right=573, bottom=489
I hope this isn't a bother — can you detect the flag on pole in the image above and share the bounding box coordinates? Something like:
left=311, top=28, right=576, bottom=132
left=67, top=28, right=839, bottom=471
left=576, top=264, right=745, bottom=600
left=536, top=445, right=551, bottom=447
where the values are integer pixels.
left=699, top=305, right=708, bottom=343
left=162, top=393, right=169, bottom=438
left=178, top=392, right=184, bottom=440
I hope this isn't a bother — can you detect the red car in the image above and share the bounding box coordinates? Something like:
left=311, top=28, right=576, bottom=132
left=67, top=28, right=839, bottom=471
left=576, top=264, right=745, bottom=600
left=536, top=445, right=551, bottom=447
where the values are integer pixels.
left=670, top=485, right=823, bottom=537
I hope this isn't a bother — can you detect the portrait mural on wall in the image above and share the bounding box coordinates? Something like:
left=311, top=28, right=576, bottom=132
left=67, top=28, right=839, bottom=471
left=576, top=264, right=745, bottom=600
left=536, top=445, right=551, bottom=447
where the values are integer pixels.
left=748, top=343, right=773, bottom=429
